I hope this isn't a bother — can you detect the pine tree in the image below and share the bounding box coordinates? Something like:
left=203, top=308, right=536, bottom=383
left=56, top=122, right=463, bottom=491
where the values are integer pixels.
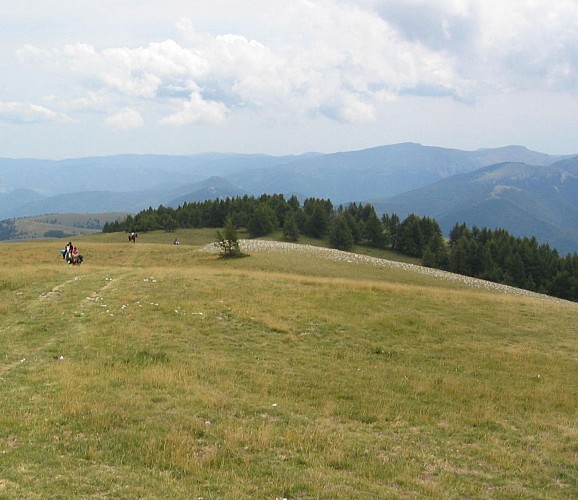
left=215, top=217, right=243, bottom=258
left=364, top=209, right=386, bottom=248
left=304, top=204, right=329, bottom=238
left=329, top=215, right=354, bottom=251
left=248, top=205, right=276, bottom=237
left=282, top=211, right=300, bottom=241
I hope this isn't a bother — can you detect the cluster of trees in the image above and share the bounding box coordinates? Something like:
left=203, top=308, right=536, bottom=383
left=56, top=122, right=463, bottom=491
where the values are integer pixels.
left=102, top=194, right=578, bottom=301
left=0, top=219, right=17, bottom=240
left=446, top=224, right=578, bottom=300
left=102, top=195, right=354, bottom=246
left=103, top=195, right=298, bottom=236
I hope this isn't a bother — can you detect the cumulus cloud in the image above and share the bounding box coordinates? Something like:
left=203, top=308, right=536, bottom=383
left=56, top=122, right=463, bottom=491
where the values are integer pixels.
left=14, top=3, right=462, bottom=125
left=0, top=101, right=70, bottom=124
left=106, top=108, right=144, bottom=129
left=368, top=0, right=578, bottom=93
left=11, top=0, right=578, bottom=131
left=161, top=92, right=227, bottom=125
left=474, top=0, right=578, bottom=92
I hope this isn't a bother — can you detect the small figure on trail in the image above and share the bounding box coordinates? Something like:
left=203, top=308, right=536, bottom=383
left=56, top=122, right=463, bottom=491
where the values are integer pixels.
left=64, top=241, right=73, bottom=262
left=71, top=246, right=79, bottom=264
left=128, top=231, right=138, bottom=243
left=61, top=242, right=82, bottom=265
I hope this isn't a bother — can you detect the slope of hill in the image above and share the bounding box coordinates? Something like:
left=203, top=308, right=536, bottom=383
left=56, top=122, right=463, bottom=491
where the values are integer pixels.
left=0, top=235, right=575, bottom=497
left=1, top=143, right=576, bottom=253
left=0, top=153, right=315, bottom=197
left=372, top=157, right=578, bottom=254
left=167, top=177, right=248, bottom=207
left=227, top=143, right=569, bottom=202
left=1, top=143, right=569, bottom=219
left=0, top=188, right=45, bottom=215
left=0, top=177, right=245, bottom=220
left=9, top=213, right=129, bottom=240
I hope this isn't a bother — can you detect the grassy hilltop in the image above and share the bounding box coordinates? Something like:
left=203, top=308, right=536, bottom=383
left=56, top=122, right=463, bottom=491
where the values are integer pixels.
left=0, top=230, right=576, bottom=498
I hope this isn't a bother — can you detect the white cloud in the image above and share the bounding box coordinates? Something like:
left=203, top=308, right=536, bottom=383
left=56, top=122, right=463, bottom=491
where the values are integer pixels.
left=64, top=91, right=112, bottom=112
left=13, top=3, right=465, bottom=126
left=4, top=0, right=578, bottom=156
left=161, top=92, right=227, bottom=125
left=359, top=0, right=578, bottom=93
left=319, top=93, right=377, bottom=122
left=0, top=101, right=70, bottom=124
left=473, top=0, right=578, bottom=92
left=106, top=108, right=144, bottom=130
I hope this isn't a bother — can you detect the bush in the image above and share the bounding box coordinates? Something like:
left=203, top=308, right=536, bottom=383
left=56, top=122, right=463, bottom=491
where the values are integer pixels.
left=215, top=217, right=244, bottom=258
left=44, top=230, right=67, bottom=238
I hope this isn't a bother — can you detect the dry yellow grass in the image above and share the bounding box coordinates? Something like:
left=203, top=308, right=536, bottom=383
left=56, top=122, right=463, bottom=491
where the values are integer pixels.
left=0, top=233, right=576, bottom=498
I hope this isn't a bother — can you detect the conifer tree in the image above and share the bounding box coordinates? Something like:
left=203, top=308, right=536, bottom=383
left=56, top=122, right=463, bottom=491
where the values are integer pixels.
left=329, top=215, right=354, bottom=251
left=282, top=211, right=300, bottom=241
left=215, top=217, right=242, bottom=258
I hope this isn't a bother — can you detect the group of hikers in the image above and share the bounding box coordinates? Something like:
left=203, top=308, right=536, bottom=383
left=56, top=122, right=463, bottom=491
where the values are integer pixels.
left=60, top=232, right=182, bottom=264
left=61, top=241, right=83, bottom=265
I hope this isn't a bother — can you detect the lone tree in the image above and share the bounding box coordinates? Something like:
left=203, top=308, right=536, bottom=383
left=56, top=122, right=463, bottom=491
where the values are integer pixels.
left=215, top=216, right=243, bottom=258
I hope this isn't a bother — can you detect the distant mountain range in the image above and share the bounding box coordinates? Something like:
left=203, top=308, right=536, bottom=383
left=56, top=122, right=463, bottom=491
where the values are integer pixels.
left=1, top=143, right=577, bottom=253
left=372, top=157, right=578, bottom=254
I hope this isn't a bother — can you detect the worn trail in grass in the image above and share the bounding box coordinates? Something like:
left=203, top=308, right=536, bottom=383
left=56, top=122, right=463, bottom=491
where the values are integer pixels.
left=0, top=237, right=577, bottom=498
left=1, top=268, right=126, bottom=374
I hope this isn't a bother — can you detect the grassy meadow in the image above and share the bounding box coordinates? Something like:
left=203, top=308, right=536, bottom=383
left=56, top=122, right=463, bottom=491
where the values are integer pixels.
left=12, top=213, right=129, bottom=240
left=0, top=231, right=576, bottom=498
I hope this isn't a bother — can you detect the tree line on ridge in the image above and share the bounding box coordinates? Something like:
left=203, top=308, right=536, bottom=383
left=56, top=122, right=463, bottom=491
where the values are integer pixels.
left=102, top=194, right=578, bottom=301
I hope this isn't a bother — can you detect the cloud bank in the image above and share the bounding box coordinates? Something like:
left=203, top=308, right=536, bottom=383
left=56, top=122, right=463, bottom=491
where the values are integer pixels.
left=0, top=101, right=70, bottom=124
left=3, top=0, right=578, bottom=156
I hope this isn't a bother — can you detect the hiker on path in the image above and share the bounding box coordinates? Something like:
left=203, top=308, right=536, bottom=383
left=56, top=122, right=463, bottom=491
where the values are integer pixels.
left=64, top=241, right=73, bottom=262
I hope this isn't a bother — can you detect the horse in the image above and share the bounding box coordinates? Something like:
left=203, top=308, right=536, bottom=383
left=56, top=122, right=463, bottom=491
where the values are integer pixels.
left=128, top=232, right=138, bottom=243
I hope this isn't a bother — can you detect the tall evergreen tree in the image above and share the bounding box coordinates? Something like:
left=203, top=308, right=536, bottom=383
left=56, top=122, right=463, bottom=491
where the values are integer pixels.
left=215, top=217, right=242, bottom=258
left=248, top=204, right=276, bottom=237
left=282, top=211, right=300, bottom=242
left=364, top=209, right=386, bottom=248
left=329, top=215, right=354, bottom=251
left=382, top=213, right=400, bottom=249
left=397, top=214, right=424, bottom=257
left=304, top=204, right=330, bottom=238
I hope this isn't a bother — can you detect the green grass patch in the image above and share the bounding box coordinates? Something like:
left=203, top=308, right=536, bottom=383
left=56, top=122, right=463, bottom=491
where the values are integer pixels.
left=0, top=232, right=576, bottom=498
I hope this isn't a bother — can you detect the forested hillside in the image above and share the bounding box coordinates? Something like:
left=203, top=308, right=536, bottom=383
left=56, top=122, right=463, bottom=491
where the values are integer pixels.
left=104, top=195, right=578, bottom=301
left=372, top=156, right=578, bottom=255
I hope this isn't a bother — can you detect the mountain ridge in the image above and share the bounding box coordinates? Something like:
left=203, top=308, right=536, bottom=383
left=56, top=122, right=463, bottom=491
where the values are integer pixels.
left=1, top=143, right=577, bottom=253
left=372, top=156, right=578, bottom=254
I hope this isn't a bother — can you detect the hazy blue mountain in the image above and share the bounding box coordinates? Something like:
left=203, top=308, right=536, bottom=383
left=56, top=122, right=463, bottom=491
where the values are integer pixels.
left=1, top=143, right=576, bottom=253
left=0, top=157, right=188, bottom=195
left=372, top=156, right=578, bottom=254
left=0, top=153, right=316, bottom=197
left=1, top=144, right=563, bottom=204
left=227, top=143, right=568, bottom=202
left=167, top=177, right=248, bottom=207
left=0, top=153, right=309, bottom=218
left=0, top=189, right=46, bottom=215
left=1, top=177, right=248, bottom=219
left=3, top=191, right=156, bottom=218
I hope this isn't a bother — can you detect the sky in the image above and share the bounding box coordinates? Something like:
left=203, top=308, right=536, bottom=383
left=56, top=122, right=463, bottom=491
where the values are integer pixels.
left=1, top=0, right=578, bottom=159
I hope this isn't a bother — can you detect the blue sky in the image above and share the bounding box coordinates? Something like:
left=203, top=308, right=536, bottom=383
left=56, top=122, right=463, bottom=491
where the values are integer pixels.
left=1, top=0, right=578, bottom=159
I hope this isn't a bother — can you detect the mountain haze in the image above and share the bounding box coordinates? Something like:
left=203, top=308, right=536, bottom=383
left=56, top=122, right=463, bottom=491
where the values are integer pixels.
left=372, top=157, right=578, bottom=254
left=1, top=143, right=577, bottom=253
left=228, top=143, right=567, bottom=202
